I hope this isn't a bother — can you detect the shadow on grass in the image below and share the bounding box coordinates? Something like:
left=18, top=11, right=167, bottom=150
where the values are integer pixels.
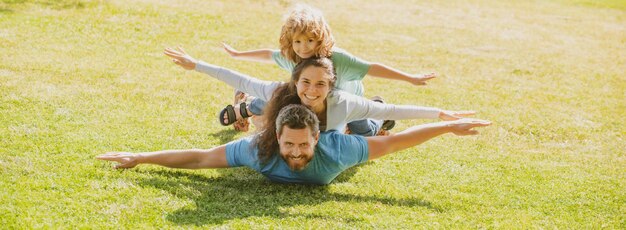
left=207, top=128, right=241, bottom=145
left=0, top=8, right=13, bottom=13
left=138, top=168, right=441, bottom=226
left=1, top=0, right=99, bottom=10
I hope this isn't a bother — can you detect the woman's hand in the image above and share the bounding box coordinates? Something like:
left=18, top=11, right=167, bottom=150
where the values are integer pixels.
left=438, top=110, right=476, bottom=121
left=164, top=46, right=198, bottom=70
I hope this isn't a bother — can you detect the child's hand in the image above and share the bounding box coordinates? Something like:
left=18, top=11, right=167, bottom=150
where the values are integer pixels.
left=164, top=46, right=197, bottom=70
left=409, top=73, right=436, bottom=86
left=438, top=110, right=476, bottom=121
left=222, top=42, right=240, bottom=57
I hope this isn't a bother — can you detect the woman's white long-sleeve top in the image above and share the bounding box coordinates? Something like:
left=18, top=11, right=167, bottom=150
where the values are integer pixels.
left=195, top=61, right=441, bottom=132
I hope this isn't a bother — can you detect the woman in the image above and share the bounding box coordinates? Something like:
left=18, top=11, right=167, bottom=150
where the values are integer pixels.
left=164, top=47, right=473, bottom=136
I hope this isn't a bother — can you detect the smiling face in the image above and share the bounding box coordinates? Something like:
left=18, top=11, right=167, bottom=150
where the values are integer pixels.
left=291, top=32, right=321, bottom=59
left=296, top=65, right=333, bottom=113
left=279, top=4, right=334, bottom=63
left=277, top=126, right=319, bottom=171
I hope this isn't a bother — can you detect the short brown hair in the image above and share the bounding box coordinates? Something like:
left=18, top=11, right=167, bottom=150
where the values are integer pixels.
left=275, top=104, right=320, bottom=136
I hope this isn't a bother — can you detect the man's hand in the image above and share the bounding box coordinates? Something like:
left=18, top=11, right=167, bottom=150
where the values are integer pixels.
left=96, top=152, right=141, bottom=169
left=408, top=73, right=436, bottom=86
left=164, top=46, right=197, bottom=70
left=446, top=118, right=491, bottom=136
left=222, top=42, right=240, bottom=57
left=439, top=110, right=476, bottom=121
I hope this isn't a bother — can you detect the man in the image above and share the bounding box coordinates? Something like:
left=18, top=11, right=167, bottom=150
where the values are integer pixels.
left=97, top=104, right=490, bottom=185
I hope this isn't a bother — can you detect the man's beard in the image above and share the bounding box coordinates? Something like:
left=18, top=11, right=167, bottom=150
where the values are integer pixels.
left=281, top=155, right=313, bottom=171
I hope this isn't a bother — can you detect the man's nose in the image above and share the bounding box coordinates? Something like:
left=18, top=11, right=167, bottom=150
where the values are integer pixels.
left=291, top=148, right=301, bottom=157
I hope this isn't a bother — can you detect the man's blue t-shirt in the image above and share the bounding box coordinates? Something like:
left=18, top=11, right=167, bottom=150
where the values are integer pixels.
left=225, top=131, right=369, bottom=185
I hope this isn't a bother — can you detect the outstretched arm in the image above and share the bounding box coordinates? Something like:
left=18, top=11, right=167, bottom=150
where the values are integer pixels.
left=96, top=145, right=229, bottom=169
left=222, top=43, right=275, bottom=64
left=368, top=63, right=436, bottom=86
left=367, top=118, right=491, bottom=160
left=164, top=46, right=281, bottom=101
left=342, top=92, right=475, bottom=121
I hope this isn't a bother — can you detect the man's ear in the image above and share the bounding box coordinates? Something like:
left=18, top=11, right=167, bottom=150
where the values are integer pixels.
left=276, top=131, right=281, bottom=142
left=313, top=131, right=320, bottom=144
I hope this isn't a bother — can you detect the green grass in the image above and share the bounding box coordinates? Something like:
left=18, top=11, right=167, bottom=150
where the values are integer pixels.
left=1, top=0, right=625, bottom=228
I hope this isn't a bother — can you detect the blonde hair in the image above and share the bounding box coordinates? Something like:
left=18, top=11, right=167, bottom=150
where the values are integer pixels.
left=279, top=4, right=335, bottom=63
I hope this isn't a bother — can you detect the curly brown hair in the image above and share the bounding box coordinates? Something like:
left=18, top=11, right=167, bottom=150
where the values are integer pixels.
left=255, top=57, right=336, bottom=163
left=279, top=4, right=334, bottom=64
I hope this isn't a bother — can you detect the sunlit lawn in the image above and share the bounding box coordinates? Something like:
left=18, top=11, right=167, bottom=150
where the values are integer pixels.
left=1, top=0, right=624, bottom=228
